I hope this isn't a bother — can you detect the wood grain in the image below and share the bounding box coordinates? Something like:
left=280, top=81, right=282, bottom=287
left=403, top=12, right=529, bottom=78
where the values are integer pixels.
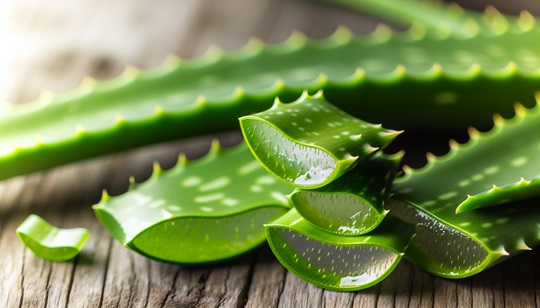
left=0, top=0, right=539, bottom=307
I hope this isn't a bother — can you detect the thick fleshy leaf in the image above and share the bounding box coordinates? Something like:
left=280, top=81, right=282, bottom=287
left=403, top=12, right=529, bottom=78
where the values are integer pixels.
left=240, top=91, right=399, bottom=189
left=266, top=208, right=414, bottom=291
left=93, top=142, right=292, bottom=264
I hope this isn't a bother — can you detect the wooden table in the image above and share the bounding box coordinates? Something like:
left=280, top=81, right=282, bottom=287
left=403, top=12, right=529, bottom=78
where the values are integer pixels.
left=1, top=0, right=539, bottom=306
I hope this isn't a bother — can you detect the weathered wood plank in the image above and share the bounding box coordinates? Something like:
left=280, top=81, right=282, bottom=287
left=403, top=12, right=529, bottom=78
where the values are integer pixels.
left=1, top=0, right=539, bottom=307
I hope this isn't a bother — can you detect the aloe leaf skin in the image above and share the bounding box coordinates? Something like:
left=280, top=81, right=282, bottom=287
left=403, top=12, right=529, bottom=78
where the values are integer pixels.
left=16, top=214, right=90, bottom=262
left=265, top=208, right=414, bottom=291
left=93, top=142, right=292, bottom=264
left=240, top=91, right=400, bottom=189
left=394, top=96, right=540, bottom=213
left=388, top=100, right=540, bottom=278
left=319, top=0, right=533, bottom=38
left=3, top=24, right=540, bottom=181
left=289, top=152, right=401, bottom=235
left=387, top=197, right=540, bottom=279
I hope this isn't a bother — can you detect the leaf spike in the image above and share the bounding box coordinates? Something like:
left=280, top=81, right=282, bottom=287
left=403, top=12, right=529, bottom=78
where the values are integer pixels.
left=101, top=189, right=110, bottom=202
left=272, top=95, right=285, bottom=108
left=362, top=144, right=379, bottom=155
left=430, top=63, right=443, bottom=77
left=518, top=10, right=535, bottom=32
left=516, top=238, right=532, bottom=251
left=448, top=139, right=460, bottom=151
left=38, top=89, right=54, bottom=102
left=331, top=25, right=353, bottom=44
left=154, top=104, right=165, bottom=115
left=34, top=134, right=44, bottom=146
left=123, top=65, right=140, bottom=78
left=152, top=161, right=163, bottom=176
left=75, top=124, right=86, bottom=136
left=489, top=185, right=501, bottom=193
left=177, top=153, right=187, bottom=167
left=534, top=91, right=540, bottom=106
left=272, top=78, right=285, bottom=91
left=493, top=245, right=510, bottom=257
left=245, top=36, right=264, bottom=53
left=425, top=152, right=438, bottom=164
left=353, top=67, right=366, bottom=80
left=492, top=113, right=505, bottom=128
left=311, top=89, right=324, bottom=100
left=393, top=64, right=406, bottom=79
left=468, top=63, right=481, bottom=77
left=467, top=126, right=481, bottom=141
left=195, top=95, right=207, bottom=108
left=315, top=73, right=328, bottom=86
left=518, top=177, right=531, bottom=185
left=80, top=76, right=97, bottom=88
left=484, top=5, right=508, bottom=34
left=407, top=21, right=427, bottom=40
left=209, top=138, right=222, bottom=155
left=463, top=19, right=480, bottom=38
left=447, top=2, right=464, bottom=15
left=513, top=101, right=528, bottom=117
left=115, top=114, right=126, bottom=125
left=233, top=86, right=245, bottom=98
left=162, top=53, right=182, bottom=68
left=286, top=30, right=308, bottom=49
left=204, top=44, right=224, bottom=61
left=128, top=176, right=136, bottom=190
left=371, top=23, right=392, bottom=43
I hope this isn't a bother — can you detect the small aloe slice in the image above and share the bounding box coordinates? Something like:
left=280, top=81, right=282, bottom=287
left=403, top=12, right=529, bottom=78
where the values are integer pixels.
left=16, top=214, right=90, bottom=261
left=93, top=142, right=292, bottom=264
left=240, top=91, right=400, bottom=189
left=265, top=208, right=414, bottom=291
left=289, top=152, right=401, bottom=235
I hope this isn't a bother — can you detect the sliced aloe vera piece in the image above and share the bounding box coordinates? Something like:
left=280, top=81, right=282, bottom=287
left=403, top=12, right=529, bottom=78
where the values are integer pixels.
left=16, top=214, right=90, bottom=261
left=93, top=142, right=292, bottom=264
left=289, top=152, right=401, bottom=235
left=388, top=197, right=540, bottom=279
left=266, top=208, right=414, bottom=291
left=240, top=91, right=400, bottom=189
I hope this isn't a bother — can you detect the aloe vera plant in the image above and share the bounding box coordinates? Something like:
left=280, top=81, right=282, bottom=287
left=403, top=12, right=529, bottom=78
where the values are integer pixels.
left=17, top=214, right=90, bottom=261
left=93, top=142, right=291, bottom=263
left=2, top=7, right=540, bottom=181
left=5, top=0, right=540, bottom=293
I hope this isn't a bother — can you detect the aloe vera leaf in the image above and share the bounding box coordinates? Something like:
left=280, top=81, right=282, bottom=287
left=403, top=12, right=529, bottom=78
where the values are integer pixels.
left=319, top=0, right=533, bottom=38
left=239, top=91, right=400, bottom=189
left=93, top=142, right=291, bottom=264
left=2, top=26, right=540, bottom=181
left=389, top=101, right=540, bottom=278
left=16, top=214, right=90, bottom=261
left=289, top=152, right=401, bottom=235
left=265, top=208, right=415, bottom=291
left=393, top=97, right=540, bottom=213
left=387, top=196, right=540, bottom=279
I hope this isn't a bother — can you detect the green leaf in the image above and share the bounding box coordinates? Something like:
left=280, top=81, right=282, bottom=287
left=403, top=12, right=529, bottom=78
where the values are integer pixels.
left=93, top=142, right=292, bottom=264
left=289, top=152, right=401, bottom=235
left=391, top=99, right=540, bottom=278
left=240, top=91, right=400, bottom=189
left=16, top=214, right=90, bottom=261
left=265, top=208, right=414, bottom=291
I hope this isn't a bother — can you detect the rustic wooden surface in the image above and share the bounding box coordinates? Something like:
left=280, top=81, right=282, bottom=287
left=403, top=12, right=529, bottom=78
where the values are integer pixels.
left=1, top=0, right=539, bottom=307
